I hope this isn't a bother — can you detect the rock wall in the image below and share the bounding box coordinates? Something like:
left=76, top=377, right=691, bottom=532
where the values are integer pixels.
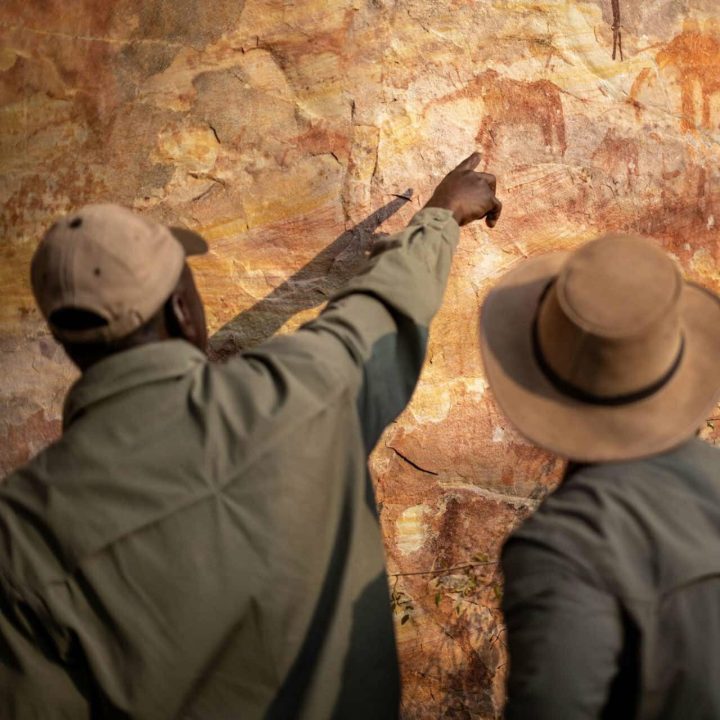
left=1, top=1, right=719, bottom=717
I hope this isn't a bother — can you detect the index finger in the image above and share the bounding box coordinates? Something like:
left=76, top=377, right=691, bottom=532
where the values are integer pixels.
left=454, top=152, right=481, bottom=173
left=485, top=196, right=502, bottom=228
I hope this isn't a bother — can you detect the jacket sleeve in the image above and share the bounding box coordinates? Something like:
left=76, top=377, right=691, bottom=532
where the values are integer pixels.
left=0, top=586, right=88, bottom=720
left=501, top=539, right=624, bottom=720
left=246, top=207, right=460, bottom=453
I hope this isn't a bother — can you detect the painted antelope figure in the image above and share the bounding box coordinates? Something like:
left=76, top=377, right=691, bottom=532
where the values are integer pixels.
left=630, top=24, right=720, bottom=133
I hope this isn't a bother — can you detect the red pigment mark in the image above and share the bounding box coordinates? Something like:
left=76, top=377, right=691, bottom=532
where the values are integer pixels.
left=630, top=26, right=720, bottom=132
left=0, top=411, right=61, bottom=477
left=475, top=70, right=566, bottom=161
left=437, top=69, right=567, bottom=163
left=591, top=128, right=639, bottom=188
left=500, top=467, right=514, bottom=486
left=288, top=124, right=350, bottom=162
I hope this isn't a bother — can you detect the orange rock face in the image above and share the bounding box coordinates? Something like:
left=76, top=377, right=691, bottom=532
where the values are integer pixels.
left=1, top=1, right=719, bottom=717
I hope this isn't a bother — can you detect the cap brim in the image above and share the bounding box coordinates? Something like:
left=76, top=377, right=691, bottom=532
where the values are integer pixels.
left=479, top=253, right=720, bottom=462
left=170, top=226, right=209, bottom=256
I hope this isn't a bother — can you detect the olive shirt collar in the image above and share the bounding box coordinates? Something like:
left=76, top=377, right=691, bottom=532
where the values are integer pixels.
left=62, top=340, right=207, bottom=429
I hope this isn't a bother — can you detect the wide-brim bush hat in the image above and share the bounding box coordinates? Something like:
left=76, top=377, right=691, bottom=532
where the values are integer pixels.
left=480, top=233, right=720, bottom=462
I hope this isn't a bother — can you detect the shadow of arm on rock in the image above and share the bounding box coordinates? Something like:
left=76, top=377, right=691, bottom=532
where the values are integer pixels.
left=208, top=190, right=413, bottom=360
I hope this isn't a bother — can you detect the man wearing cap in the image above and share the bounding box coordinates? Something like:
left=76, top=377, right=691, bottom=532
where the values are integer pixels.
left=480, top=235, right=720, bottom=718
left=0, top=154, right=502, bottom=719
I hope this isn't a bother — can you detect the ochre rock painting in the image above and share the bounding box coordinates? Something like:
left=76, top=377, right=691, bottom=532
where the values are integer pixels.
left=474, top=70, right=567, bottom=160
left=1, top=1, right=719, bottom=717
left=631, top=20, right=720, bottom=132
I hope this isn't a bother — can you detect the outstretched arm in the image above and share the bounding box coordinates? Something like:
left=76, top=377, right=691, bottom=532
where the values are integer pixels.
left=289, top=152, right=502, bottom=451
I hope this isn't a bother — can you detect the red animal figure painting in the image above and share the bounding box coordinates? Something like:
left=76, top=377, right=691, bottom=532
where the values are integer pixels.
left=630, top=26, right=720, bottom=132
left=470, top=70, right=567, bottom=161
left=433, top=69, right=567, bottom=162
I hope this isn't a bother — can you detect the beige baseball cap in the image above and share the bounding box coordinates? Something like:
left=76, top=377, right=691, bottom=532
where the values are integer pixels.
left=31, top=204, right=208, bottom=344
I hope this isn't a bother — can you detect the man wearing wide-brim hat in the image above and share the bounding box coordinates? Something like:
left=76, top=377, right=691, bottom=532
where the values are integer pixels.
left=480, top=234, right=720, bottom=719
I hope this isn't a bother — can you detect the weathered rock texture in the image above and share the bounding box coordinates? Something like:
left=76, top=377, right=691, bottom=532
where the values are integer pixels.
left=1, top=1, right=719, bottom=717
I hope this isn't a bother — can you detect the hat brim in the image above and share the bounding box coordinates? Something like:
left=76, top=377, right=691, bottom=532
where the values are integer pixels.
left=480, top=253, right=720, bottom=462
left=170, top=226, right=209, bottom=256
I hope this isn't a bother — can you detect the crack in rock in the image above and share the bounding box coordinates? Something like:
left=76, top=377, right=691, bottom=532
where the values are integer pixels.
left=388, top=444, right=439, bottom=476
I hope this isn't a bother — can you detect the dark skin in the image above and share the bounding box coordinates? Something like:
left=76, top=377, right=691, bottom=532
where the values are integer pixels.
left=425, top=152, right=502, bottom=227
left=63, top=264, right=208, bottom=372
left=63, top=152, right=501, bottom=371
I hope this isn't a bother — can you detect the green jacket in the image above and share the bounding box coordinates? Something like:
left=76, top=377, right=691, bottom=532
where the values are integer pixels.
left=502, top=437, right=720, bottom=720
left=0, top=208, right=460, bottom=720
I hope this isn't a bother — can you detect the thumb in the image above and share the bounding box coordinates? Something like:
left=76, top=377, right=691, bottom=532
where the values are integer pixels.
left=454, top=151, right=481, bottom=172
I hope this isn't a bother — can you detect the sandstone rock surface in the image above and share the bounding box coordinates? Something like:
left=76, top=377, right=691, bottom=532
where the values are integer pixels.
left=1, top=1, right=719, bottom=717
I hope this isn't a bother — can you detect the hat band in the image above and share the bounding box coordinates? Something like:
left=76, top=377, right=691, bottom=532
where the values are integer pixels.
left=532, top=284, right=685, bottom=406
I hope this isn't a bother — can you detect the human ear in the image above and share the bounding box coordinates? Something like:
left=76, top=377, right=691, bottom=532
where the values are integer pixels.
left=167, top=292, right=199, bottom=345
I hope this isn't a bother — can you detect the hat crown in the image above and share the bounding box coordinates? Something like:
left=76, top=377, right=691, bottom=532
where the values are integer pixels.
left=538, top=234, right=684, bottom=400
left=557, top=234, right=681, bottom=338
left=31, top=204, right=187, bottom=343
